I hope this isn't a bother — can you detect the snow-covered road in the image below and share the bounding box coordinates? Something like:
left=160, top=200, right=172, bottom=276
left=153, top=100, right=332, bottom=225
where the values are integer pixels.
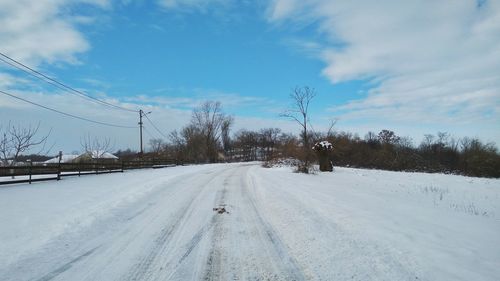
left=1, top=163, right=499, bottom=280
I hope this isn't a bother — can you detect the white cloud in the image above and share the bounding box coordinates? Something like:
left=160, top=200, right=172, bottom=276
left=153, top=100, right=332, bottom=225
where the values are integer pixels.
left=158, top=0, right=228, bottom=12
left=0, top=88, right=191, bottom=153
left=0, top=0, right=109, bottom=66
left=268, top=0, right=500, bottom=142
left=80, top=0, right=111, bottom=9
left=0, top=87, right=287, bottom=152
left=125, top=88, right=275, bottom=111
left=267, top=0, right=301, bottom=21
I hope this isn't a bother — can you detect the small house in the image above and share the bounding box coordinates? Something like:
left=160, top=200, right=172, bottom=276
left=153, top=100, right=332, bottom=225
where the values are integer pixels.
left=44, top=151, right=118, bottom=164
left=74, top=151, right=119, bottom=163
left=44, top=154, right=80, bottom=164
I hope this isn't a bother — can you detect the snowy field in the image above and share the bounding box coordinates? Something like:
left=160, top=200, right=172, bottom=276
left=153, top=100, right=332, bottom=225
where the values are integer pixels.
left=0, top=163, right=498, bottom=280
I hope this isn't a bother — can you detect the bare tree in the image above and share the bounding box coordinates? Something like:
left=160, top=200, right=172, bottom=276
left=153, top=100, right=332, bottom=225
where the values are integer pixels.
left=0, top=122, right=50, bottom=166
left=148, top=138, right=165, bottom=154
left=260, top=128, right=281, bottom=161
left=80, top=134, right=114, bottom=161
left=180, top=124, right=205, bottom=163
left=326, top=118, right=338, bottom=138
left=169, top=130, right=185, bottom=147
left=378, top=129, right=400, bottom=145
left=233, top=130, right=260, bottom=161
left=221, top=116, right=233, bottom=158
left=280, top=86, right=316, bottom=173
left=167, top=130, right=187, bottom=163
left=191, top=101, right=233, bottom=163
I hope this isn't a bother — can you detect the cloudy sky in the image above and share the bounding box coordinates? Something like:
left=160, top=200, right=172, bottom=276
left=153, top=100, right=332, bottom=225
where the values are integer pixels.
left=0, top=0, right=499, bottom=153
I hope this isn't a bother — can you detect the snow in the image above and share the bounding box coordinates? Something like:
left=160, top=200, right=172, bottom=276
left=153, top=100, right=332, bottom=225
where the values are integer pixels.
left=88, top=151, right=118, bottom=159
left=313, top=140, right=333, bottom=151
left=44, top=154, right=79, bottom=163
left=0, top=163, right=498, bottom=280
left=43, top=151, right=118, bottom=164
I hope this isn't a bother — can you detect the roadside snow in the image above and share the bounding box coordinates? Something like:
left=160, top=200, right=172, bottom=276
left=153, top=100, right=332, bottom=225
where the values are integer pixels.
left=252, top=166, right=500, bottom=280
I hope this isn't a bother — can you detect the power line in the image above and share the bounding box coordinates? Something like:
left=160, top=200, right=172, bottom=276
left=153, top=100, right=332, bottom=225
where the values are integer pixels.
left=0, top=52, right=137, bottom=113
left=0, top=56, right=118, bottom=110
left=144, top=113, right=168, bottom=138
left=0, top=56, right=112, bottom=109
left=143, top=126, right=155, bottom=139
left=0, top=89, right=137, bottom=129
left=0, top=53, right=136, bottom=113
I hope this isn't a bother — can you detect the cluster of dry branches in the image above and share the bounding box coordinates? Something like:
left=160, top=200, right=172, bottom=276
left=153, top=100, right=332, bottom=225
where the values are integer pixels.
left=0, top=122, right=50, bottom=166
left=80, top=134, right=114, bottom=159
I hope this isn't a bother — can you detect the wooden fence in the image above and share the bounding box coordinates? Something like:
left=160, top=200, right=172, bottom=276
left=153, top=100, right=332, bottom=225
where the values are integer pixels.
left=0, top=159, right=177, bottom=186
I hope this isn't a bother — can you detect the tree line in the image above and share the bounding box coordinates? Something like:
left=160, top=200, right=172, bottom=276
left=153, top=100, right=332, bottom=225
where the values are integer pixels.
left=146, top=99, right=499, bottom=178
left=323, top=130, right=500, bottom=178
left=2, top=91, right=499, bottom=178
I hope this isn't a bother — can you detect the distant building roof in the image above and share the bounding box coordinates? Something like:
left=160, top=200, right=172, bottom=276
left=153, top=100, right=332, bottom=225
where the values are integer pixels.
left=44, top=151, right=118, bottom=164
left=86, top=151, right=119, bottom=159
left=44, top=154, right=79, bottom=164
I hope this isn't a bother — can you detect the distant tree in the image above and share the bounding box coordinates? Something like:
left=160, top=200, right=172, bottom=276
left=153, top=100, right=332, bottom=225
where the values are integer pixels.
left=221, top=116, right=234, bottom=158
left=148, top=138, right=164, bottom=154
left=0, top=122, right=50, bottom=166
left=181, top=124, right=205, bottom=163
left=15, top=154, right=52, bottom=163
left=260, top=128, right=281, bottom=161
left=114, top=149, right=137, bottom=161
left=233, top=130, right=260, bottom=161
left=378, top=129, right=400, bottom=145
left=190, top=101, right=233, bottom=162
left=459, top=137, right=500, bottom=177
left=277, top=133, right=299, bottom=159
left=281, top=86, right=316, bottom=173
left=364, top=131, right=379, bottom=148
left=80, top=134, right=114, bottom=161
left=167, top=130, right=186, bottom=162
left=418, top=132, right=461, bottom=172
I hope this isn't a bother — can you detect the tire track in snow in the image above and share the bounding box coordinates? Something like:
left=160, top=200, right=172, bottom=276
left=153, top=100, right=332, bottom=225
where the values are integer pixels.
left=20, top=168, right=220, bottom=281
left=242, top=170, right=306, bottom=281
left=4, top=169, right=206, bottom=281
left=164, top=170, right=235, bottom=281
left=125, top=166, right=237, bottom=281
left=251, top=168, right=421, bottom=280
left=202, top=177, right=231, bottom=281
left=201, top=165, right=306, bottom=281
left=34, top=247, right=99, bottom=281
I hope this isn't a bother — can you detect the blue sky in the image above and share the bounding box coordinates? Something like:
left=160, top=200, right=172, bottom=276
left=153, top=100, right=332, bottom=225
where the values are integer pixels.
left=65, top=1, right=364, bottom=116
left=1, top=0, right=499, bottom=153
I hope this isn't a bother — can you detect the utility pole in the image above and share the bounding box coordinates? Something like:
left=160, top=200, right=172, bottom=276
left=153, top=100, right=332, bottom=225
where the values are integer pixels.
left=139, top=109, right=144, bottom=155
left=138, top=109, right=151, bottom=155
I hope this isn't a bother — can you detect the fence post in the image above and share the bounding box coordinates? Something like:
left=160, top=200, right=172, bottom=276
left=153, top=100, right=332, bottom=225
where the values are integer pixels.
left=121, top=161, right=124, bottom=172
left=29, top=161, right=32, bottom=184
left=57, top=151, right=62, bottom=181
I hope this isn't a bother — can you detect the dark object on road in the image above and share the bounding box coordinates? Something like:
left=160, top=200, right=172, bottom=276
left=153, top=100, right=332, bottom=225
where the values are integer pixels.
left=313, top=141, right=333, bottom=172
left=213, top=206, right=228, bottom=214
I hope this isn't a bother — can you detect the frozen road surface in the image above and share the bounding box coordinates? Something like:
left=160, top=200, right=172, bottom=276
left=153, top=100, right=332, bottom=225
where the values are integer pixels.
left=1, top=163, right=499, bottom=280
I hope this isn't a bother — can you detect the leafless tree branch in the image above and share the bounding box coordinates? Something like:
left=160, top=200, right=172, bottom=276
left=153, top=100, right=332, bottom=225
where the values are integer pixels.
left=80, top=134, right=114, bottom=160
left=0, top=121, right=50, bottom=166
